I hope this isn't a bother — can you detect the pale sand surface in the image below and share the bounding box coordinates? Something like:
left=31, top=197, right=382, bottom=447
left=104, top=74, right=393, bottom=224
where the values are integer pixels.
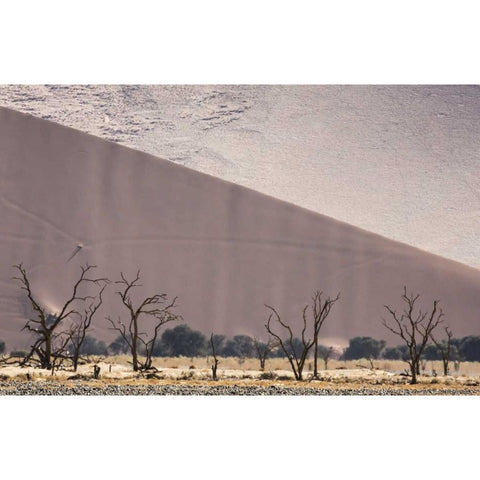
left=1, top=107, right=480, bottom=350
left=0, top=85, right=479, bottom=269
left=1, top=357, right=479, bottom=385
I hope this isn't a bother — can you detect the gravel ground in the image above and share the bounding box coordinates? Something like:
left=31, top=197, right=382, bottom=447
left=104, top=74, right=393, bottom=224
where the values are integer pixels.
left=0, top=381, right=479, bottom=396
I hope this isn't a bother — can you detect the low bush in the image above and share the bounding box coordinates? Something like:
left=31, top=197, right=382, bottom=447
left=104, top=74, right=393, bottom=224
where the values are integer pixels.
left=259, top=371, right=277, bottom=380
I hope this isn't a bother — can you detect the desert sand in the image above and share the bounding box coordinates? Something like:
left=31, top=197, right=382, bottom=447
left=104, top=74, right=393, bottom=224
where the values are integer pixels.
left=1, top=357, right=479, bottom=395
left=1, top=85, right=479, bottom=269
left=1, top=106, right=480, bottom=350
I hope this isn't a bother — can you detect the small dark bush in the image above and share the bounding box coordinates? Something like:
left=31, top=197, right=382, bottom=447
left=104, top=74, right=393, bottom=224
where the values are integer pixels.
left=10, top=350, right=27, bottom=358
left=156, top=324, right=208, bottom=357
left=343, top=337, right=385, bottom=360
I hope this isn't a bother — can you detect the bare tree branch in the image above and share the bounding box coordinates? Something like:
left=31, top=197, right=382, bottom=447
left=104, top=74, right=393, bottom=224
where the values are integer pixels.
left=253, top=337, right=278, bottom=371
left=13, top=263, right=109, bottom=370
left=69, top=285, right=106, bottom=371
left=209, top=333, right=219, bottom=380
left=309, top=291, right=340, bottom=378
left=265, top=303, right=314, bottom=380
left=431, top=326, right=453, bottom=375
left=382, top=286, right=444, bottom=384
left=108, top=271, right=181, bottom=371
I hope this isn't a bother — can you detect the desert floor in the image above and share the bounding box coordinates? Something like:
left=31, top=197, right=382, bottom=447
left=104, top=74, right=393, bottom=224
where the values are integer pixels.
left=0, top=356, right=479, bottom=395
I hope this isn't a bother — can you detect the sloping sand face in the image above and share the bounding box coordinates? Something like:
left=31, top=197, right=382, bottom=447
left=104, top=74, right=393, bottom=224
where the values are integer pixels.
left=1, top=107, right=479, bottom=349
left=2, top=85, right=480, bottom=269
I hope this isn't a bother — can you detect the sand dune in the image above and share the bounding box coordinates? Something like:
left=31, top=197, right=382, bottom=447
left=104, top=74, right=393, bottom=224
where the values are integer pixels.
left=1, top=107, right=479, bottom=349
left=1, top=85, right=480, bottom=269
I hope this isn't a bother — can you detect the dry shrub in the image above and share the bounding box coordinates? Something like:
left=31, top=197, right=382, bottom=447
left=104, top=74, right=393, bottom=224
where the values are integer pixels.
left=178, top=371, right=195, bottom=380
left=68, top=374, right=91, bottom=381
left=465, top=379, right=480, bottom=386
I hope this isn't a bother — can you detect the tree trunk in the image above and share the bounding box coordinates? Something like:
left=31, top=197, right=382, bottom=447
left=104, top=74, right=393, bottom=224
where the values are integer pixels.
left=296, top=361, right=303, bottom=381
left=410, top=364, right=417, bottom=384
left=73, top=352, right=79, bottom=372
left=443, top=358, right=448, bottom=376
left=43, top=333, right=52, bottom=369
left=286, top=356, right=299, bottom=380
left=211, top=361, right=218, bottom=380
left=313, top=336, right=318, bottom=378
left=132, top=348, right=138, bottom=371
left=132, top=315, right=139, bottom=371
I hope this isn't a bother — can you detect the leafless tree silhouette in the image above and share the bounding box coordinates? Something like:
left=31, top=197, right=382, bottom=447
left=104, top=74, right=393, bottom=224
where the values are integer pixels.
left=107, top=270, right=181, bottom=371
left=210, top=333, right=219, bottom=380
left=430, top=326, right=453, bottom=376
left=253, top=337, right=278, bottom=371
left=322, top=345, right=334, bottom=370
left=382, top=286, right=444, bottom=384
left=48, top=330, right=73, bottom=375
left=309, top=291, right=340, bottom=378
left=13, top=263, right=108, bottom=369
left=69, top=285, right=106, bottom=371
left=265, top=304, right=314, bottom=380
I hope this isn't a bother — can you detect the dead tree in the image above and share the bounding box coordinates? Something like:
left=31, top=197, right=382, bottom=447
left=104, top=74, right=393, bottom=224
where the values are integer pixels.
left=265, top=304, right=315, bottom=381
left=107, top=271, right=181, bottom=371
left=430, top=326, right=453, bottom=376
left=69, top=285, right=106, bottom=371
left=210, top=333, right=219, bottom=380
left=382, top=286, right=444, bottom=384
left=310, top=291, right=340, bottom=378
left=322, top=346, right=334, bottom=370
left=49, top=329, right=74, bottom=375
left=253, top=337, right=277, bottom=371
left=13, top=263, right=108, bottom=370
left=135, top=318, right=168, bottom=371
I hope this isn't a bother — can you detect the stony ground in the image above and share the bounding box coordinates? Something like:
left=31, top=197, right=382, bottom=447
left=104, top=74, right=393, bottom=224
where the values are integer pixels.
left=0, top=380, right=479, bottom=396
left=2, top=361, right=479, bottom=395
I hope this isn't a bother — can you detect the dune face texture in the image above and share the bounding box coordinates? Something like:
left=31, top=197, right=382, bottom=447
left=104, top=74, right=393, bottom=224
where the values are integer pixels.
left=0, top=106, right=479, bottom=349
left=1, top=85, right=480, bottom=270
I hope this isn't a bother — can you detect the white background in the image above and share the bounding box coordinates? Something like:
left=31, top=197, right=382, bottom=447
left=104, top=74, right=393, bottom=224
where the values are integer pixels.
left=1, top=1, right=479, bottom=478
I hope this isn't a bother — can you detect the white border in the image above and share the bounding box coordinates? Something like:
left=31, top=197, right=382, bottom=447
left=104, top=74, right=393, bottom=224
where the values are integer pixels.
left=1, top=2, right=479, bottom=478
left=0, top=395, right=478, bottom=479
left=1, top=1, right=479, bottom=83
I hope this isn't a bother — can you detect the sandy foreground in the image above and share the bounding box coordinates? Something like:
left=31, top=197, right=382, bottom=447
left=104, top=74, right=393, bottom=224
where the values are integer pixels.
left=1, top=359, right=479, bottom=395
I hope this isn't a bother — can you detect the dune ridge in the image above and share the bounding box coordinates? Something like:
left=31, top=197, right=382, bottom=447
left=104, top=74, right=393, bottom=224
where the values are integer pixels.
left=1, top=106, right=479, bottom=349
